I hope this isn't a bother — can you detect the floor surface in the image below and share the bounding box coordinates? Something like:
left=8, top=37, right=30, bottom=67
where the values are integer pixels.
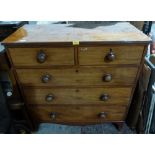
left=35, top=123, right=135, bottom=134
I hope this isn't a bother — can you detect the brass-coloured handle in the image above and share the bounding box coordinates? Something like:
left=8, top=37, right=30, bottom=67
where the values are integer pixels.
left=42, top=74, right=51, bottom=83
left=37, top=50, right=47, bottom=63
left=98, top=112, right=107, bottom=118
left=50, top=112, right=57, bottom=120
left=103, top=74, right=112, bottom=82
left=46, top=94, right=54, bottom=102
left=106, top=49, right=115, bottom=61
left=100, top=94, right=109, bottom=101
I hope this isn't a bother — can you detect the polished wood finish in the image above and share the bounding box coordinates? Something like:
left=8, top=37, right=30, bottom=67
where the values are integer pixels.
left=16, top=67, right=138, bottom=86
left=8, top=47, right=74, bottom=66
left=28, top=105, right=127, bottom=123
left=2, top=22, right=151, bottom=129
left=23, top=87, right=132, bottom=105
left=2, top=22, right=151, bottom=45
left=78, top=46, right=144, bottom=65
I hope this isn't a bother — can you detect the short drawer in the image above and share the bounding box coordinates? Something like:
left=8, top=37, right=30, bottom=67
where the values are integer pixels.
left=8, top=47, right=74, bottom=66
left=78, top=45, right=144, bottom=65
left=16, top=67, right=138, bottom=86
left=28, top=105, right=127, bottom=123
left=23, top=87, right=132, bottom=105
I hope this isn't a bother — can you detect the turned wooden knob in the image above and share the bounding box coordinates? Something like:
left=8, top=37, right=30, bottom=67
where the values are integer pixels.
left=37, top=50, right=47, bottom=63
left=100, top=94, right=109, bottom=101
left=50, top=112, right=57, bottom=120
left=98, top=112, right=107, bottom=118
left=106, top=49, right=115, bottom=61
left=103, top=74, right=112, bottom=82
left=46, top=94, right=54, bottom=102
left=42, top=74, right=51, bottom=83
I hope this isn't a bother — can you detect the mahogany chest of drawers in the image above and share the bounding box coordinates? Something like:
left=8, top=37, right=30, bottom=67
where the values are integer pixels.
left=2, top=22, right=151, bottom=129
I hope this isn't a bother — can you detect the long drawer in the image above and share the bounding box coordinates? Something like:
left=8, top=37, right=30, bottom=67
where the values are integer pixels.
left=16, top=67, right=138, bottom=86
left=28, top=105, right=127, bottom=123
left=78, top=45, right=144, bottom=65
left=23, top=87, right=132, bottom=105
left=8, top=47, right=75, bottom=66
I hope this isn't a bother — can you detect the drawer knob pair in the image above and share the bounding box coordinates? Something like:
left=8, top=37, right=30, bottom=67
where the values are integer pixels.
left=37, top=50, right=47, bottom=63
left=46, top=94, right=54, bottom=102
left=50, top=112, right=107, bottom=120
left=106, top=49, right=115, bottom=61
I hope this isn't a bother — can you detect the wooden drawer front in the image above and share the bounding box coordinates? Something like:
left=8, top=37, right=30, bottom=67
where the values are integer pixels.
left=78, top=46, right=144, bottom=65
left=23, top=87, right=132, bottom=105
left=28, top=105, right=126, bottom=123
left=8, top=47, right=74, bottom=66
left=16, top=67, right=138, bottom=86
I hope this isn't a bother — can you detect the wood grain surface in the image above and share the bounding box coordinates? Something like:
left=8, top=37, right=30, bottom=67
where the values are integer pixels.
left=3, top=22, right=150, bottom=126
left=16, top=67, right=138, bottom=86
left=2, top=22, right=151, bottom=46
left=78, top=45, right=144, bottom=65
left=28, top=105, right=127, bottom=123
left=23, top=87, right=132, bottom=105
left=8, top=47, right=75, bottom=66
